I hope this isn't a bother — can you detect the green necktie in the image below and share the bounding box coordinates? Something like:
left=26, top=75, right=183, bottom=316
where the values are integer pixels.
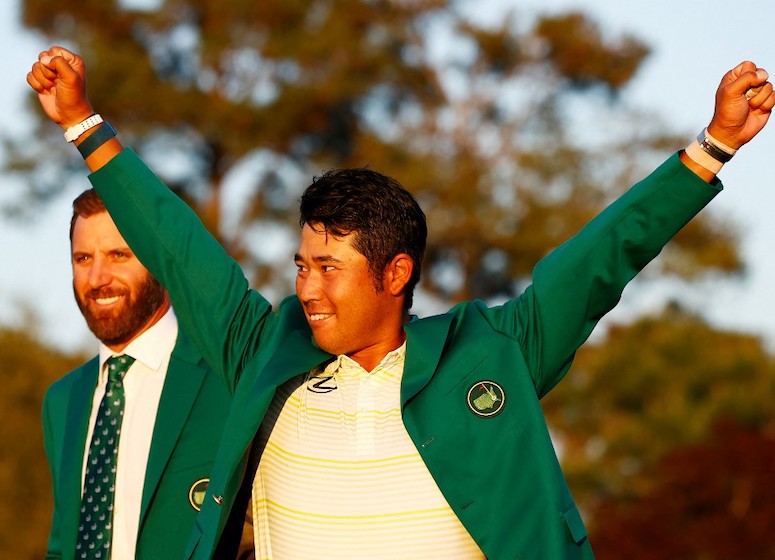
left=76, top=354, right=135, bottom=559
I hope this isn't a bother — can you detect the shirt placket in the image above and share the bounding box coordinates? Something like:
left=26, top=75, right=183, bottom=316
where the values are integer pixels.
left=355, top=375, right=377, bottom=456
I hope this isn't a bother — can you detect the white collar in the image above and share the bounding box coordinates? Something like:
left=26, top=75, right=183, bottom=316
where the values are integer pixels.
left=98, top=307, right=178, bottom=379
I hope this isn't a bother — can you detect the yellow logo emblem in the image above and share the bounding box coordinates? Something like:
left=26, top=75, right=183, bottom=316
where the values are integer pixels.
left=188, top=478, right=210, bottom=511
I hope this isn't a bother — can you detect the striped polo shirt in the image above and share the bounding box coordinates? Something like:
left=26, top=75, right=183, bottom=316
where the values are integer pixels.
left=251, top=343, right=484, bottom=559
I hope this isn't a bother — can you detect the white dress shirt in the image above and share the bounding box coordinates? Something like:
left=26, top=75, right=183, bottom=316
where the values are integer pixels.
left=82, top=307, right=178, bottom=560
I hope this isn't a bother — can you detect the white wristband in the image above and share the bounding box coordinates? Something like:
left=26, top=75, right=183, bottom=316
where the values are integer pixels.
left=63, top=114, right=104, bottom=143
left=685, top=138, right=723, bottom=174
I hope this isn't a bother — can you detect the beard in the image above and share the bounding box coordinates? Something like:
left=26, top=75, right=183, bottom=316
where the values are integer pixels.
left=74, top=274, right=166, bottom=347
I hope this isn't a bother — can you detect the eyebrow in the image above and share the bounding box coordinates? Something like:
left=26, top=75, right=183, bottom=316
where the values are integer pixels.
left=72, top=247, right=133, bottom=258
left=294, top=254, right=345, bottom=264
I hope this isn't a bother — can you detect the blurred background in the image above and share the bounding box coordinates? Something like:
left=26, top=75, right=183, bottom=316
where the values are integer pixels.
left=2, top=0, right=774, bottom=557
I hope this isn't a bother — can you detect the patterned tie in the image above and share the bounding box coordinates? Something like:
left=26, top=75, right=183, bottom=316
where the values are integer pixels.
left=76, top=354, right=135, bottom=559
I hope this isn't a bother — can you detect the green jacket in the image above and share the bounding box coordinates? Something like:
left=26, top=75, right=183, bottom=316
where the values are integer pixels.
left=92, top=150, right=720, bottom=559
left=43, top=331, right=233, bottom=559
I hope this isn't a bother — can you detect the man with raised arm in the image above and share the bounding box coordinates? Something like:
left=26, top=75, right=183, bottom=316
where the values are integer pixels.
left=28, top=46, right=773, bottom=559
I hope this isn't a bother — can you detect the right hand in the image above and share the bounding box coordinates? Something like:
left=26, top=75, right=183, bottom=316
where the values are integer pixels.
left=706, top=60, right=774, bottom=149
left=26, top=46, right=94, bottom=130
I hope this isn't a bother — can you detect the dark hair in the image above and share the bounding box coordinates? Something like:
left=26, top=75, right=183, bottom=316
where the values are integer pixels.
left=299, top=168, right=427, bottom=311
left=70, top=188, right=106, bottom=241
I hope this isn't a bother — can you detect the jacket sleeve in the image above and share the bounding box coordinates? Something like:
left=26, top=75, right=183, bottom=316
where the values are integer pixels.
left=487, top=153, right=722, bottom=397
left=42, top=390, right=64, bottom=560
left=90, top=149, right=274, bottom=392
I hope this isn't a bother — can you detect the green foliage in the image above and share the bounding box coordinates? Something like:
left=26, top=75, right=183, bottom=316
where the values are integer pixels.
left=0, top=326, right=87, bottom=558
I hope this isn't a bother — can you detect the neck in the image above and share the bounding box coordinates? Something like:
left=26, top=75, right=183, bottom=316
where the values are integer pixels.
left=347, top=330, right=406, bottom=373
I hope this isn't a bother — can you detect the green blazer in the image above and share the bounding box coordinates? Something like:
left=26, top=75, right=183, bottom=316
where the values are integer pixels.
left=42, top=331, right=233, bottom=559
left=92, top=149, right=721, bottom=560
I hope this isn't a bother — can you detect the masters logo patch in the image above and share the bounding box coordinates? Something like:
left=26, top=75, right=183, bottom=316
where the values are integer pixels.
left=189, top=478, right=210, bottom=511
left=467, top=381, right=505, bottom=417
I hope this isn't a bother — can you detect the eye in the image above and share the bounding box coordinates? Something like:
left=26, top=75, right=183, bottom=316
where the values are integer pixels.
left=73, top=254, right=91, bottom=264
left=321, top=265, right=336, bottom=273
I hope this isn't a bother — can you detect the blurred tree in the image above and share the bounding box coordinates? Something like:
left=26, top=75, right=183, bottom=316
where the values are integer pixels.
left=11, top=0, right=741, bottom=304
left=589, top=418, right=775, bottom=559
left=10, top=2, right=770, bottom=558
left=0, top=325, right=87, bottom=558
left=542, top=303, right=775, bottom=514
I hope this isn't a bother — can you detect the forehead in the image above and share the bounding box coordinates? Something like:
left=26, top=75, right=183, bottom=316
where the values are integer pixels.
left=297, top=224, right=361, bottom=257
left=71, top=212, right=128, bottom=251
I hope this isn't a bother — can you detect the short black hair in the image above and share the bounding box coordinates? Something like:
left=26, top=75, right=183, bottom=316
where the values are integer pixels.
left=299, top=168, right=427, bottom=311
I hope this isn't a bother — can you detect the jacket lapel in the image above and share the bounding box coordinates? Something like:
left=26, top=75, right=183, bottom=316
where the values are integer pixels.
left=139, top=334, right=207, bottom=525
left=260, top=327, right=332, bottom=387
left=245, top=297, right=332, bottom=411
left=402, top=313, right=454, bottom=405
left=192, top=322, right=331, bottom=557
left=235, top=325, right=332, bottom=452
left=59, top=358, right=100, bottom=560
left=262, top=296, right=333, bottom=387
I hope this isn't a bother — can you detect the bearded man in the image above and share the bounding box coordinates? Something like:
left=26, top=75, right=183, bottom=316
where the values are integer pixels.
left=41, top=188, right=239, bottom=559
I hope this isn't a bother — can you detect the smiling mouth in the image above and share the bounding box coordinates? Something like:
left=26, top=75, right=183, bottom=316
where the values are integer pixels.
left=94, top=295, right=123, bottom=306
left=308, top=313, right=333, bottom=322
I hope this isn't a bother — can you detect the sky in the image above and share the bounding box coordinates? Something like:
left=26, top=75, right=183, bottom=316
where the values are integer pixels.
left=1, top=0, right=775, bottom=354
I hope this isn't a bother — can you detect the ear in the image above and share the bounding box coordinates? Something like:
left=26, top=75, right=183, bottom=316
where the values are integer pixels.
left=384, top=253, right=414, bottom=297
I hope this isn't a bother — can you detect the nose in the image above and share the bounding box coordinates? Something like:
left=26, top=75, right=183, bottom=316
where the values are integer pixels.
left=87, top=258, right=112, bottom=289
left=296, top=271, right=322, bottom=303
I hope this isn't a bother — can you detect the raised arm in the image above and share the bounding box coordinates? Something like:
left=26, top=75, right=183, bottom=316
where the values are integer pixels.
left=495, top=61, right=773, bottom=396
left=27, top=46, right=277, bottom=389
